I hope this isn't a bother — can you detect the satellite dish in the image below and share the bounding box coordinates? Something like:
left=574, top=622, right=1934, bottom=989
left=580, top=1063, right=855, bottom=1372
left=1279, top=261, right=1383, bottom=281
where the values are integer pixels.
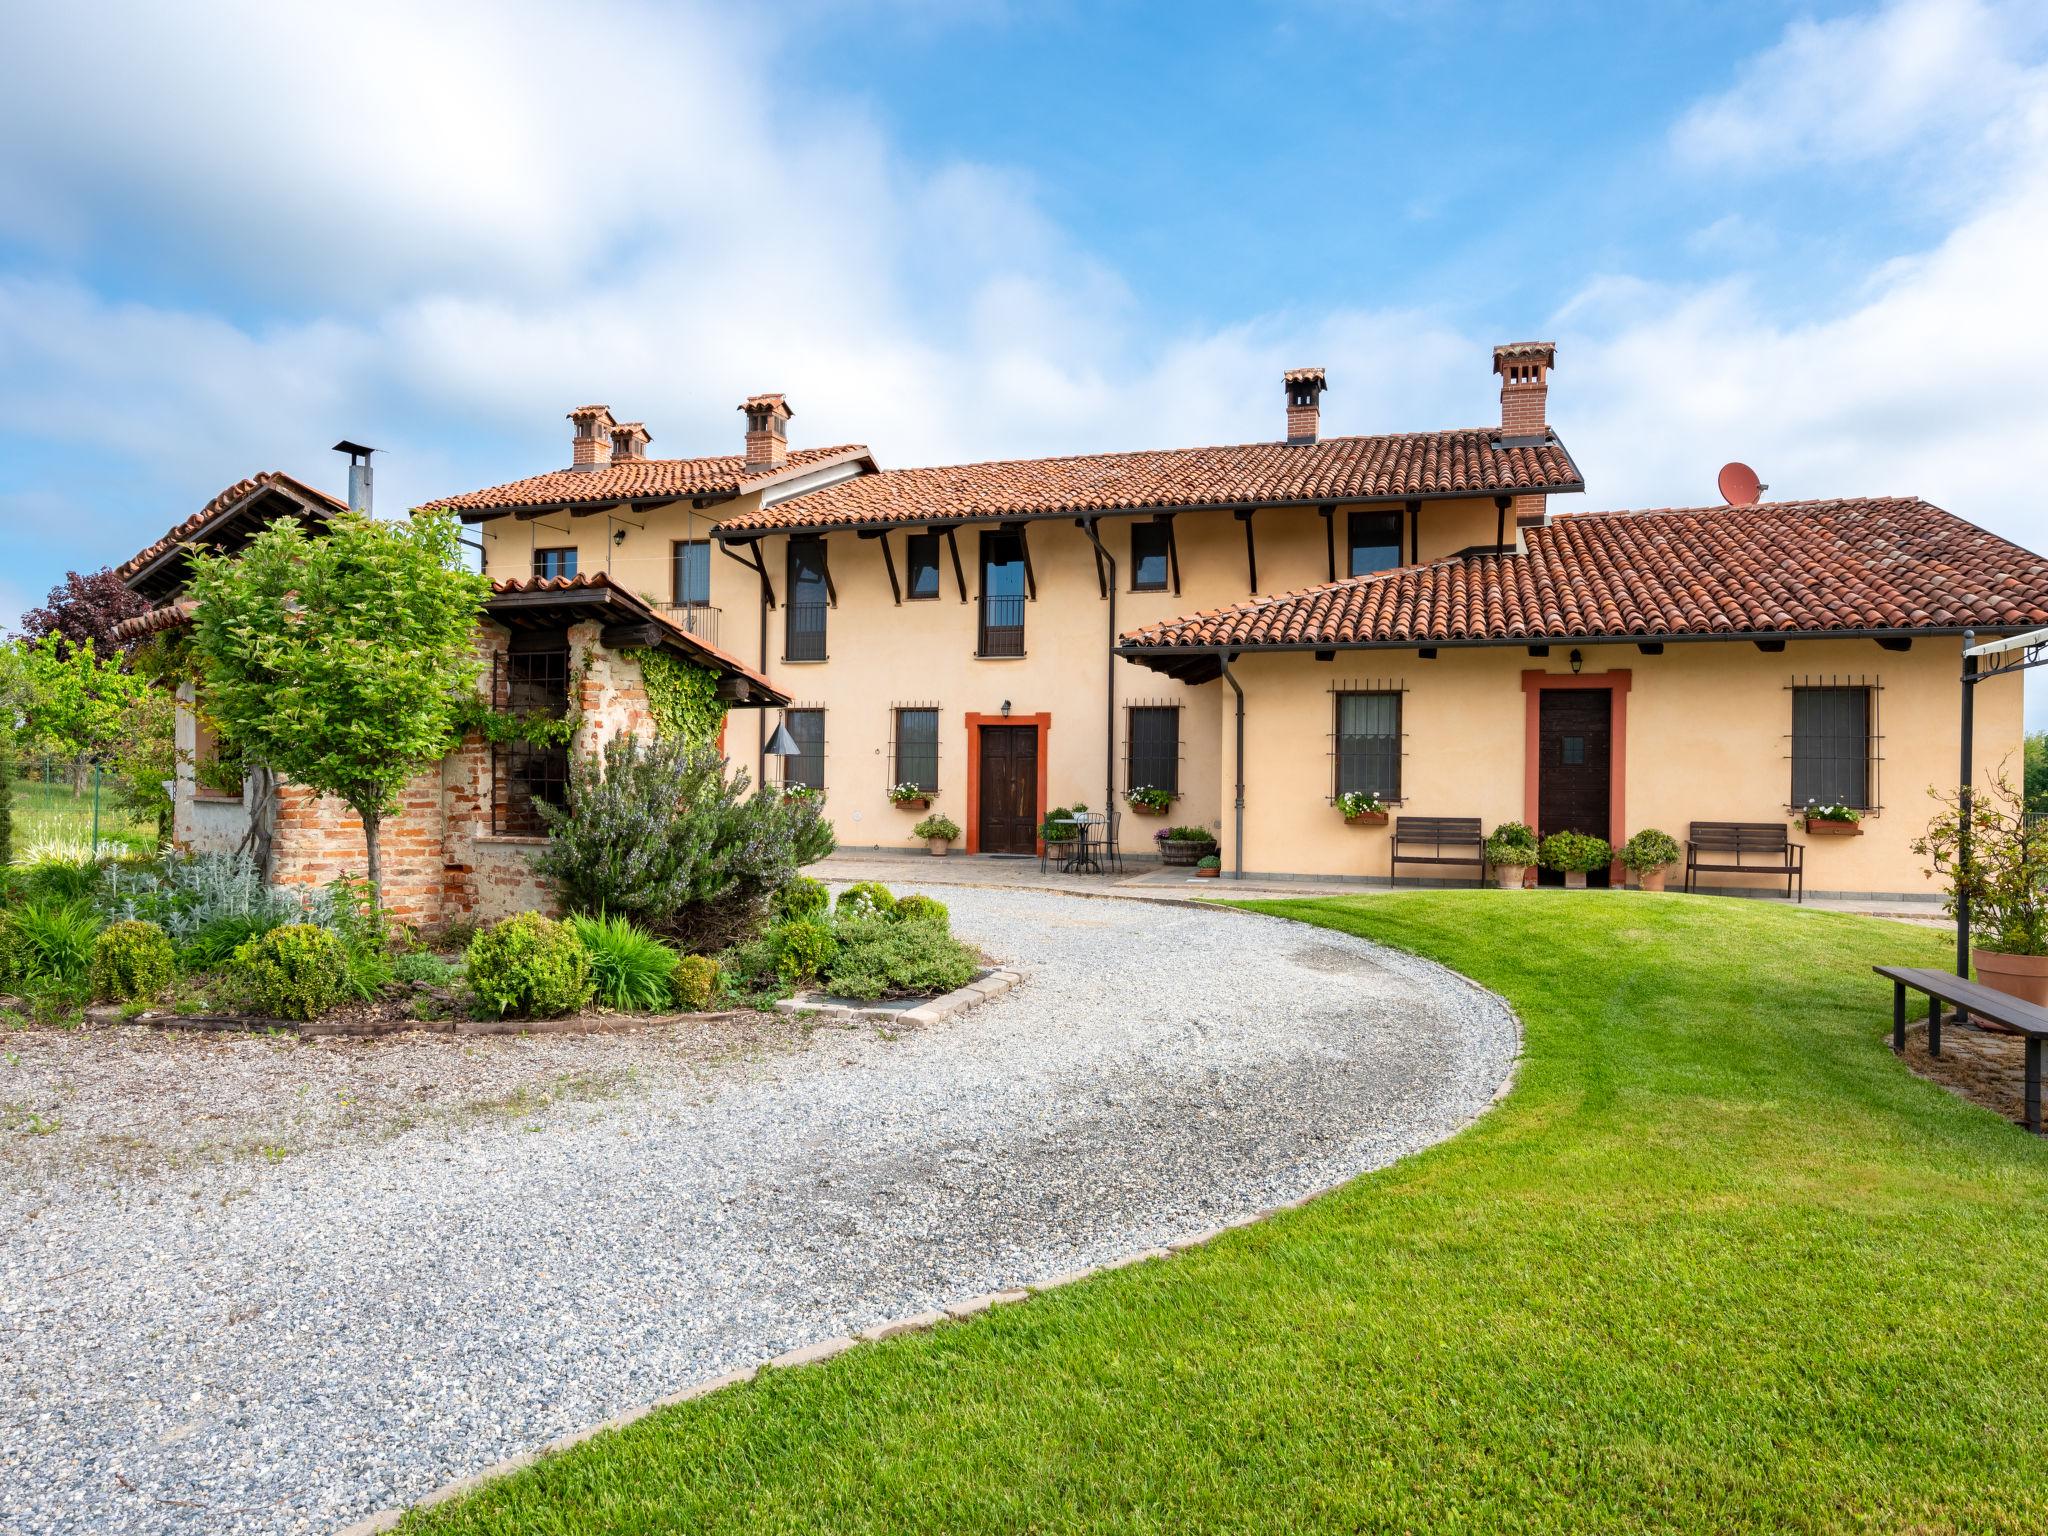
left=1717, top=461, right=1765, bottom=506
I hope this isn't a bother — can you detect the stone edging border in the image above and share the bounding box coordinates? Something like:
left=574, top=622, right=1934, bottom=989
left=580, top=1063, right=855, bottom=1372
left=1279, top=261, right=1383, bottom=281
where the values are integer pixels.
left=331, top=917, right=1521, bottom=1536
left=772, top=966, right=1025, bottom=1027
left=75, top=1003, right=757, bottom=1040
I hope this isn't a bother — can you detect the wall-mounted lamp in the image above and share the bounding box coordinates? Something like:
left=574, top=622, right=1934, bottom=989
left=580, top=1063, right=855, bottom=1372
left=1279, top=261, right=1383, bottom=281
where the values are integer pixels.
left=1569, top=649, right=1584, bottom=675
left=613, top=527, right=628, bottom=546
left=1000, top=699, right=1012, bottom=716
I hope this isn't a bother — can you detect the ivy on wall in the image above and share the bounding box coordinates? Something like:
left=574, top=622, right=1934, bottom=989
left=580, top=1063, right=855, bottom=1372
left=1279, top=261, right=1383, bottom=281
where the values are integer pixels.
left=640, top=650, right=727, bottom=747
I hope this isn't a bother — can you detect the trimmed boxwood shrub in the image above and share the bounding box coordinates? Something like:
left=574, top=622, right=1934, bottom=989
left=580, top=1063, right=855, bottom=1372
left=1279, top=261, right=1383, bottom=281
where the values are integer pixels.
left=1538, top=830, right=1613, bottom=874
left=227, top=924, right=349, bottom=1021
left=90, top=919, right=176, bottom=1003
left=775, top=876, right=829, bottom=922
left=892, top=893, right=949, bottom=929
left=671, top=954, right=720, bottom=1010
left=835, top=881, right=897, bottom=920
left=824, top=916, right=978, bottom=1003
left=771, top=916, right=839, bottom=984
left=466, top=913, right=595, bottom=1019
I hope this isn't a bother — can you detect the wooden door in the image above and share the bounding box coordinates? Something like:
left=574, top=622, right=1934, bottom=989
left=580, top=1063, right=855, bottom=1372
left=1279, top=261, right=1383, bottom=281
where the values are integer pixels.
left=1538, top=690, right=1611, bottom=885
left=977, top=725, right=1039, bottom=854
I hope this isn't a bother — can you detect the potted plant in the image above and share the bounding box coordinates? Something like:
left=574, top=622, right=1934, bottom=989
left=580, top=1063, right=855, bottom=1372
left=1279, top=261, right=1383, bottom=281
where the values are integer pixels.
left=1538, top=829, right=1612, bottom=890
left=1914, top=771, right=2048, bottom=1008
left=1126, top=785, right=1173, bottom=816
left=914, top=812, right=961, bottom=856
left=888, top=781, right=933, bottom=812
left=1483, top=821, right=1538, bottom=889
left=1194, top=854, right=1221, bottom=879
left=1039, top=805, right=1085, bottom=849
left=1155, top=825, right=1218, bottom=866
left=1336, top=790, right=1388, bottom=827
left=1620, top=828, right=1681, bottom=892
left=781, top=783, right=824, bottom=807
left=1803, top=802, right=1863, bottom=836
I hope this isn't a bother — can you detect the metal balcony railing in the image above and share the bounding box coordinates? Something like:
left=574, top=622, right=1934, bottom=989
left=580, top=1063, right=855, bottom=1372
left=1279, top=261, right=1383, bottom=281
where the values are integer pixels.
left=978, top=593, right=1026, bottom=657
left=784, top=601, right=829, bottom=662
left=655, top=602, right=721, bottom=648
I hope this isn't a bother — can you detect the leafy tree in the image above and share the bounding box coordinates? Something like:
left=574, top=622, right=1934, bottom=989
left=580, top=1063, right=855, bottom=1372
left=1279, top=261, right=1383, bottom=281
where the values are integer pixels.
left=184, top=512, right=489, bottom=906
left=15, top=634, right=149, bottom=766
left=2026, top=731, right=2048, bottom=816
left=16, top=567, right=152, bottom=658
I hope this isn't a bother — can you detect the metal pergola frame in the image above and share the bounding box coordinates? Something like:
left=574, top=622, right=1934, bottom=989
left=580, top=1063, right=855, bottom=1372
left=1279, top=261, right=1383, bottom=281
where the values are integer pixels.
left=1955, top=625, right=2048, bottom=988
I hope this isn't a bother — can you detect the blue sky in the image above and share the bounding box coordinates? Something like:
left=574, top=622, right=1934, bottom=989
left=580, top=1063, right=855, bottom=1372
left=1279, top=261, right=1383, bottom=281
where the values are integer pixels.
left=2, top=0, right=2045, bottom=716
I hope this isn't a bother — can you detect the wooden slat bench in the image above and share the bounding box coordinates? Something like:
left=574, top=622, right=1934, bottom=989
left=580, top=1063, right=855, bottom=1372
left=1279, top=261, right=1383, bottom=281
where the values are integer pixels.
left=1876, top=965, right=2048, bottom=1134
left=1391, top=816, right=1485, bottom=887
left=1684, top=821, right=1805, bottom=903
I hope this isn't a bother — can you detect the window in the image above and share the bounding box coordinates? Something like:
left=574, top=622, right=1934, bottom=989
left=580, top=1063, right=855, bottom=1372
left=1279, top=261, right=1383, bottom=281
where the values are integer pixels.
left=1346, top=511, right=1403, bottom=577
left=672, top=540, right=710, bottom=606
left=493, top=637, right=572, bottom=835
left=783, top=709, right=825, bottom=790
left=1792, top=686, right=1873, bottom=809
left=979, top=531, right=1027, bottom=657
left=894, top=708, right=939, bottom=790
left=1127, top=706, right=1180, bottom=795
left=785, top=538, right=829, bottom=660
left=1131, top=522, right=1171, bottom=592
left=533, top=547, right=578, bottom=580
left=905, top=533, right=942, bottom=600
left=1334, top=691, right=1402, bottom=800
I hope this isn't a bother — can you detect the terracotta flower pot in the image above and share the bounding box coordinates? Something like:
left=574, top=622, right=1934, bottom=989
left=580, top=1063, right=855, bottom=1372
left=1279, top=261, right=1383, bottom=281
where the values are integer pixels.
left=1635, top=867, right=1668, bottom=893
left=1563, top=870, right=1589, bottom=890
left=1195, top=867, right=1219, bottom=878
left=1344, top=812, right=1389, bottom=827
left=1805, top=817, right=1861, bottom=836
left=1131, top=802, right=1167, bottom=816
left=1494, top=863, right=1529, bottom=890
left=927, top=837, right=951, bottom=856
left=896, top=797, right=930, bottom=812
left=1973, top=947, right=2048, bottom=1008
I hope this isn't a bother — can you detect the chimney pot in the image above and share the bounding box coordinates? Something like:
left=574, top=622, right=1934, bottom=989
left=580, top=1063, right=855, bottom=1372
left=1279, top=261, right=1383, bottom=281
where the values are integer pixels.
left=740, top=393, right=793, bottom=472
left=1491, top=342, right=1555, bottom=439
left=1283, top=368, right=1326, bottom=445
left=568, top=404, right=616, bottom=471
left=609, top=422, right=651, bottom=464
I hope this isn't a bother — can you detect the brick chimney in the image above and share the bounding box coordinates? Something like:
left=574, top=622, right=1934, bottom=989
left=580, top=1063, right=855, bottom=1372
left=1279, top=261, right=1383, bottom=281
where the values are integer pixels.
left=1492, top=342, right=1555, bottom=439
left=1493, top=342, right=1557, bottom=541
left=1283, top=368, right=1326, bottom=445
left=740, top=393, right=792, bottom=472
left=568, top=405, right=616, bottom=471
left=609, top=422, right=651, bottom=463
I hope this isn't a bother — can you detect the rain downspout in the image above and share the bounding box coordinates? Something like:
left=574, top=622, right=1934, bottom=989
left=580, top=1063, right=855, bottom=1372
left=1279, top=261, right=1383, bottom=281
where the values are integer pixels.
left=1216, top=652, right=1246, bottom=880
left=1079, top=518, right=1118, bottom=815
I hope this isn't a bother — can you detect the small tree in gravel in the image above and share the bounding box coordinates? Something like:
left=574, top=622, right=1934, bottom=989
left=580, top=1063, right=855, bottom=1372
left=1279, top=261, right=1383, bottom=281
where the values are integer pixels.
left=185, top=512, right=488, bottom=909
left=534, top=733, right=835, bottom=952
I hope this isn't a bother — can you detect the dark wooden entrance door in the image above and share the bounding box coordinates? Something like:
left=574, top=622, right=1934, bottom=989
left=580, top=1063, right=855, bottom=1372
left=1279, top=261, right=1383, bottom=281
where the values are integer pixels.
left=1537, top=689, right=1612, bottom=887
left=978, top=725, right=1039, bottom=854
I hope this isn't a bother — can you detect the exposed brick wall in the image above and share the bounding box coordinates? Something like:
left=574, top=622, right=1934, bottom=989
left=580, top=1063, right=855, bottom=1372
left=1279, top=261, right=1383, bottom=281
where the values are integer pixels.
left=1285, top=400, right=1320, bottom=443
left=268, top=772, right=446, bottom=926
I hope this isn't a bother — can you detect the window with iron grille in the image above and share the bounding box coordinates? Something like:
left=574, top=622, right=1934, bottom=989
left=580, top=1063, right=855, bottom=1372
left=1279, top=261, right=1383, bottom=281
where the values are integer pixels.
left=532, top=547, right=578, bottom=580
left=492, top=641, right=572, bottom=835
left=978, top=531, right=1027, bottom=657
left=1792, top=685, right=1874, bottom=809
left=783, top=709, right=826, bottom=790
left=1334, top=690, right=1402, bottom=799
left=785, top=538, right=829, bottom=660
left=905, top=533, right=942, bottom=600
left=672, top=540, right=710, bottom=606
left=894, top=708, right=939, bottom=790
left=1131, top=522, right=1170, bottom=591
left=1126, top=705, right=1180, bottom=794
left=1346, top=511, right=1402, bottom=576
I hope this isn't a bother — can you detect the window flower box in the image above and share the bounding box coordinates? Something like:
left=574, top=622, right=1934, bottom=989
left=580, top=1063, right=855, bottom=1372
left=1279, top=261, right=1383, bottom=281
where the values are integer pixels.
left=1126, top=786, right=1173, bottom=816
left=887, top=782, right=933, bottom=811
left=1336, top=791, right=1387, bottom=826
left=1803, top=804, right=1863, bottom=836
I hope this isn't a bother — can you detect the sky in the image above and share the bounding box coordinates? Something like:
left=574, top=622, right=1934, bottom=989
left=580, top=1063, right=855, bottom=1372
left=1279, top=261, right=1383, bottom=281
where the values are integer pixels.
left=2, top=0, right=2045, bottom=716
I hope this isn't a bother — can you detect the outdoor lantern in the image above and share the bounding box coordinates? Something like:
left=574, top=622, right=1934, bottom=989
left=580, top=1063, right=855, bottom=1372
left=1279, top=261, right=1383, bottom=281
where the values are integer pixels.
left=1569, top=649, right=1583, bottom=674
left=1001, top=699, right=1012, bottom=716
left=764, top=722, right=800, bottom=758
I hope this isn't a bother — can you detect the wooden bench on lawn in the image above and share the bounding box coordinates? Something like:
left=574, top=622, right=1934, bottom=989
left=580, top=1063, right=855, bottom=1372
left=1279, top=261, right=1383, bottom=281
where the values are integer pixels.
left=1876, top=964, right=2048, bottom=1134
left=1684, top=821, right=1805, bottom=903
left=1391, top=816, right=1486, bottom=887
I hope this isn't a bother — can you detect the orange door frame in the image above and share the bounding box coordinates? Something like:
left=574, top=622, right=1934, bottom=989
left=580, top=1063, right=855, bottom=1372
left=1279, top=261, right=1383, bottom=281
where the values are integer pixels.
left=964, top=712, right=1051, bottom=855
left=1521, top=668, right=1631, bottom=877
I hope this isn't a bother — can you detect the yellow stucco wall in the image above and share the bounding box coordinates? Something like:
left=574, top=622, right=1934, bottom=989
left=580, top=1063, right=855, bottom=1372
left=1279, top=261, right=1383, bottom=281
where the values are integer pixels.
left=472, top=488, right=2019, bottom=893
left=1217, top=637, right=2022, bottom=896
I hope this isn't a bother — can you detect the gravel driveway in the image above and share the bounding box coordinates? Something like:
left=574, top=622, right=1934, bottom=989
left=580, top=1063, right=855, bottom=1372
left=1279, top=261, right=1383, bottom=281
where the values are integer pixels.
left=0, top=888, right=1517, bottom=1536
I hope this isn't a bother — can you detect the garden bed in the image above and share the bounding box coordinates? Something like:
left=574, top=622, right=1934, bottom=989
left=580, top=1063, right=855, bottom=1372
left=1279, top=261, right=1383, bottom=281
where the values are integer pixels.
left=776, top=965, right=1024, bottom=1026
left=80, top=996, right=752, bottom=1039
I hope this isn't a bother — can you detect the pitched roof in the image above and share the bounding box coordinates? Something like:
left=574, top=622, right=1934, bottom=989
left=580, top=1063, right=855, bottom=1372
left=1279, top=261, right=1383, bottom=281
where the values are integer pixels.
left=484, top=573, right=787, bottom=705
left=419, top=445, right=871, bottom=521
left=714, top=428, right=1583, bottom=536
left=115, top=472, right=347, bottom=586
left=1117, top=497, right=2048, bottom=670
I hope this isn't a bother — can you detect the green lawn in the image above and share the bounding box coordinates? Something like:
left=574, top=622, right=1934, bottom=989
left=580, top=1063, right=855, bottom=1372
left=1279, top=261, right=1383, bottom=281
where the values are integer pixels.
left=7, top=776, right=157, bottom=859
left=404, top=893, right=2048, bottom=1534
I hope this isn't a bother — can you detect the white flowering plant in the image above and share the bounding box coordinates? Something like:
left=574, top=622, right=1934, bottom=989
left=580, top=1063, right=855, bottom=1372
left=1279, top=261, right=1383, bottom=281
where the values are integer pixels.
left=886, top=782, right=932, bottom=804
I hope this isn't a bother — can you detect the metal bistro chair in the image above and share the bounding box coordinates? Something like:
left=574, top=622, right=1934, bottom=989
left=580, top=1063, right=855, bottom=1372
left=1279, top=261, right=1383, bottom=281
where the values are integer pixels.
left=1101, top=809, right=1124, bottom=874
left=1069, top=812, right=1108, bottom=875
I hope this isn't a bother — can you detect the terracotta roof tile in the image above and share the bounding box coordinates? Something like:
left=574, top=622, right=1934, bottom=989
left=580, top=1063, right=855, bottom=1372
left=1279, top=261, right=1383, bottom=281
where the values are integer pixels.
left=1118, top=497, right=2048, bottom=655
left=418, top=444, right=870, bottom=519
left=115, top=472, right=347, bottom=583
left=108, top=600, right=199, bottom=644
left=716, top=428, right=1582, bottom=535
